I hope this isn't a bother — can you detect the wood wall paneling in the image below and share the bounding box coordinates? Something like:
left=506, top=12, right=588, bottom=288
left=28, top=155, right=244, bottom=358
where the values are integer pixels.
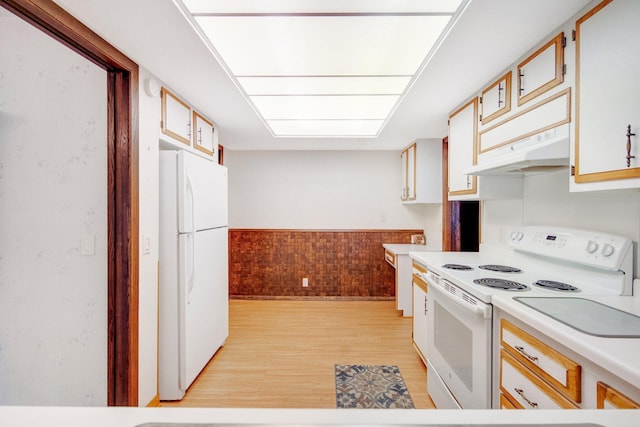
left=229, top=229, right=422, bottom=299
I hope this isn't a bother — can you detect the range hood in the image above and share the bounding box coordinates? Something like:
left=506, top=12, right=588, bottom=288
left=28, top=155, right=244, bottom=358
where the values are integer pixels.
left=464, top=124, right=570, bottom=176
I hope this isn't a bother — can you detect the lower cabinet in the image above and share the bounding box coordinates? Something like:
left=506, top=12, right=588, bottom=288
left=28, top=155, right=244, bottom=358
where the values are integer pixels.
left=596, top=382, right=640, bottom=409
left=412, top=261, right=428, bottom=363
left=497, top=315, right=640, bottom=410
left=499, top=318, right=580, bottom=409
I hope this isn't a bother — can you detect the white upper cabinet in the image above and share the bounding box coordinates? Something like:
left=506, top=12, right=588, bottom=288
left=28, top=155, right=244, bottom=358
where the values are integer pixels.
left=573, top=0, right=640, bottom=189
left=481, top=71, right=512, bottom=125
left=401, top=139, right=442, bottom=204
left=193, top=111, right=216, bottom=157
left=448, top=98, right=478, bottom=199
left=161, top=87, right=192, bottom=146
left=517, top=33, right=565, bottom=106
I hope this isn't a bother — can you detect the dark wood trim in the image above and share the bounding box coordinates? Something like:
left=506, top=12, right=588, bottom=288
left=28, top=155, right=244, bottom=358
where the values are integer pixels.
left=229, top=228, right=425, bottom=233
left=441, top=136, right=460, bottom=251
left=1, top=0, right=139, bottom=406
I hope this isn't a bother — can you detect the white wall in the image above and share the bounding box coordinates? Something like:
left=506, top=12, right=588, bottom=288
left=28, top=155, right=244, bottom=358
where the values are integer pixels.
left=482, top=170, right=640, bottom=272
left=137, top=69, right=160, bottom=406
left=226, top=150, right=442, bottom=248
left=0, top=12, right=107, bottom=405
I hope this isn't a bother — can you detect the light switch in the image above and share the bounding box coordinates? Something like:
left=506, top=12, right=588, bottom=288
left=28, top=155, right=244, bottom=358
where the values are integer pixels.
left=81, top=234, right=95, bottom=256
left=143, top=234, right=151, bottom=255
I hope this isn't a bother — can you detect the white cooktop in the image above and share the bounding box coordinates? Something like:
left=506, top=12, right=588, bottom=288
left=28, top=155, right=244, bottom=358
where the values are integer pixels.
left=514, top=297, right=640, bottom=338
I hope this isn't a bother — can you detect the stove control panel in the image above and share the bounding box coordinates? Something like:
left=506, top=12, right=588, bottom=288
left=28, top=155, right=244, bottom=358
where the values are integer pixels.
left=507, top=226, right=632, bottom=271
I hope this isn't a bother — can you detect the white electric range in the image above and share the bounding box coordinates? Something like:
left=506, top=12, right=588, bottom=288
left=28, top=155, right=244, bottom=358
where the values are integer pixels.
left=409, top=226, right=634, bottom=410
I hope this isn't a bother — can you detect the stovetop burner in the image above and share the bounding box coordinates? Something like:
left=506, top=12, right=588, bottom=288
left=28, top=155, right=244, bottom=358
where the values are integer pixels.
left=479, top=264, right=522, bottom=273
left=442, top=263, right=474, bottom=271
left=473, top=278, right=528, bottom=290
left=532, top=280, right=579, bottom=292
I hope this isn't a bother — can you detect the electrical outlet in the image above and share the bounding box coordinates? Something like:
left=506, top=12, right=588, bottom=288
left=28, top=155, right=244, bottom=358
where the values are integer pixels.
left=302, top=278, right=309, bottom=287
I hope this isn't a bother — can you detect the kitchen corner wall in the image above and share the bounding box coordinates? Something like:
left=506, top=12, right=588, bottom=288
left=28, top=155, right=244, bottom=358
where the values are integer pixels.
left=482, top=169, right=640, bottom=274
left=137, top=68, right=160, bottom=407
left=225, top=150, right=442, bottom=298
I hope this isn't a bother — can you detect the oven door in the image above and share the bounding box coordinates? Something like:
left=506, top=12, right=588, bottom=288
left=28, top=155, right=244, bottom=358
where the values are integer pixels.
left=426, top=276, right=492, bottom=409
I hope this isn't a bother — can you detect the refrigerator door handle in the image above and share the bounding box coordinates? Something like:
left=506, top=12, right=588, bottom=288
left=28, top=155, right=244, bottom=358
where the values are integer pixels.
left=182, top=172, right=196, bottom=233
left=187, top=232, right=196, bottom=302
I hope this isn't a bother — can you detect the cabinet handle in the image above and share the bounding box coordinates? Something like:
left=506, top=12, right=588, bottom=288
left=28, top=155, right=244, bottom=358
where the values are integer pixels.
left=424, top=296, right=428, bottom=315
left=198, top=127, right=202, bottom=144
left=626, top=124, right=636, bottom=167
left=498, top=82, right=504, bottom=107
left=187, top=122, right=191, bottom=139
left=514, top=388, right=538, bottom=408
left=466, top=175, right=471, bottom=188
left=514, top=345, right=538, bottom=363
left=518, top=71, right=525, bottom=95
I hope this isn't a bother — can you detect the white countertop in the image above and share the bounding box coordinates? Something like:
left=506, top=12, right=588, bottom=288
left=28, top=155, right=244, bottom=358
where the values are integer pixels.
left=492, top=294, right=640, bottom=387
left=1, top=406, right=639, bottom=426
left=382, top=244, right=438, bottom=255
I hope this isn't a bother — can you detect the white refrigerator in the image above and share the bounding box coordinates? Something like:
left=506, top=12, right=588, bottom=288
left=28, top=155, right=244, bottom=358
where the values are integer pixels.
left=158, top=150, right=229, bottom=401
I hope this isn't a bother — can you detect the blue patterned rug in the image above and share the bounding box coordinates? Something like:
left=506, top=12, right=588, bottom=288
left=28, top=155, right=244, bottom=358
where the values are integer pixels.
left=335, top=364, right=415, bottom=409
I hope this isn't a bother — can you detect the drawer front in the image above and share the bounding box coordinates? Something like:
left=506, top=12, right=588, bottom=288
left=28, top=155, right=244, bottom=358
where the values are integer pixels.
left=412, top=275, right=428, bottom=293
left=500, top=392, right=520, bottom=409
left=501, top=319, right=581, bottom=402
left=597, top=382, right=640, bottom=409
left=384, top=250, right=396, bottom=267
left=412, top=260, right=426, bottom=274
left=500, top=350, right=578, bottom=409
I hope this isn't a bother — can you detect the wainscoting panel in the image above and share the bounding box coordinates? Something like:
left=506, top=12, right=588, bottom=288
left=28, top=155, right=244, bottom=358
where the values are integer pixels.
left=229, top=229, right=423, bottom=299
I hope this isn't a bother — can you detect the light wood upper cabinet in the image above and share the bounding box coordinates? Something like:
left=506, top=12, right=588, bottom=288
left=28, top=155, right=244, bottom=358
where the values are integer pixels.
left=193, top=111, right=216, bottom=157
left=161, top=87, right=192, bottom=146
left=448, top=98, right=478, bottom=198
left=574, top=0, right=640, bottom=186
left=400, top=139, right=442, bottom=204
left=517, top=32, right=565, bottom=106
left=481, top=71, right=512, bottom=125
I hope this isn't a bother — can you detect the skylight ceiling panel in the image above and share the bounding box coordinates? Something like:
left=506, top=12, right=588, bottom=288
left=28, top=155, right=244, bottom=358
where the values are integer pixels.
left=267, top=119, right=384, bottom=137
left=194, top=15, right=451, bottom=76
left=250, top=95, right=400, bottom=120
left=182, top=0, right=462, bottom=14
left=237, top=76, right=412, bottom=95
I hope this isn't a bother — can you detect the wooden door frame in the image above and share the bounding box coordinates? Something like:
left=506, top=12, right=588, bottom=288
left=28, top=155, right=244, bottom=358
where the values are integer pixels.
left=442, top=136, right=460, bottom=251
left=1, top=0, right=139, bottom=406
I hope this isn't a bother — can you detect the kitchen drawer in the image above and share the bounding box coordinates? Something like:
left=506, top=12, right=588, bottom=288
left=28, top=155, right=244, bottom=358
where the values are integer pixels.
left=597, top=382, right=640, bottom=409
left=412, top=274, right=428, bottom=293
left=384, top=249, right=396, bottom=268
left=500, top=350, right=578, bottom=409
left=501, top=319, right=581, bottom=402
left=500, top=392, right=519, bottom=409
left=412, top=260, right=426, bottom=275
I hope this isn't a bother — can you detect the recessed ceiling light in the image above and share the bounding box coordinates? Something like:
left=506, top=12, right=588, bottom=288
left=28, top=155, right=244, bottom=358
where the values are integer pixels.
left=177, top=0, right=467, bottom=138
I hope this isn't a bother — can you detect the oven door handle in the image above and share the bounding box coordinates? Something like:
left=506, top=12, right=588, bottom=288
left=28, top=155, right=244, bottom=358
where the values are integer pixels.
left=428, top=280, right=492, bottom=319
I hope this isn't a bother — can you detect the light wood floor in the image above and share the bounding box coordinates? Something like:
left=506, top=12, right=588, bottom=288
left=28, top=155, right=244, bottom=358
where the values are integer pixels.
left=160, top=299, right=435, bottom=408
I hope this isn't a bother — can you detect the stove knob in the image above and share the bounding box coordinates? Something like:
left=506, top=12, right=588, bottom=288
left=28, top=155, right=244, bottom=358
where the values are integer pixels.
left=601, top=243, right=615, bottom=257
left=585, top=240, right=599, bottom=253
left=515, top=231, right=524, bottom=241
left=509, top=231, right=517, bottom=241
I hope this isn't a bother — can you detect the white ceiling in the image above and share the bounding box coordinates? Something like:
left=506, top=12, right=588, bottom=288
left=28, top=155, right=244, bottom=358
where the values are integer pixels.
left=52, top=0, right=592, bottom=150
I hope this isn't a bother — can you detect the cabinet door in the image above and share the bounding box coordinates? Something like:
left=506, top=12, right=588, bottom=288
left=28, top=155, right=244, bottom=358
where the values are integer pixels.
left=400, top=149, right=408, bottom=200
left=161, top=87, right=191, bottom=145
left=193, top=111, right=215, bottom=157
left=574, top=0, right=640, bottom=184
left=597, top=382, right=640, bottom=409
left=481, top=72, right=512, bottom=124
left=448, top=98, right=478, bottom=197
left=517, top=33, right=564, bottom=106
left=406, top=143, right=416, bottom=200
left=412, top=279, right=428, bottom=361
